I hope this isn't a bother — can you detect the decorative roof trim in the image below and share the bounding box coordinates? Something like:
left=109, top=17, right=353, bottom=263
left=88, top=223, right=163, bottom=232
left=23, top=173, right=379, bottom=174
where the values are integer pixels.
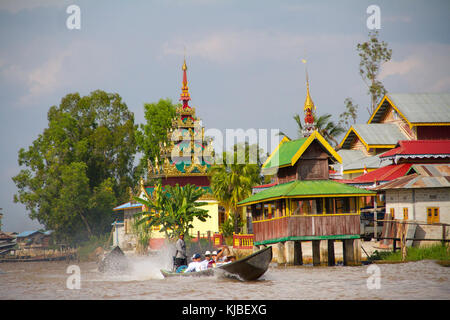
left=343, top=168, right=377, bottom=175
left=290, top=131, right=342, bottom=165
left=367, top=95, right=412, bottom=127
left=339, top=125, right=400, bottom=151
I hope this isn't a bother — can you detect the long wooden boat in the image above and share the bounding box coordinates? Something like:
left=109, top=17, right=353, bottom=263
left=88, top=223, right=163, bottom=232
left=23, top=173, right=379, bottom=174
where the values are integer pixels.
left=160, top=246, right=272, bottom=281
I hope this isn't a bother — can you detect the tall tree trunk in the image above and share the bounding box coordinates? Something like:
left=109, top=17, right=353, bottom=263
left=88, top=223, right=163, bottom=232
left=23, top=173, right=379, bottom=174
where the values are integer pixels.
left=79, top=210, right=93, bottom=237
left=233, top=210, right=240, bottom=234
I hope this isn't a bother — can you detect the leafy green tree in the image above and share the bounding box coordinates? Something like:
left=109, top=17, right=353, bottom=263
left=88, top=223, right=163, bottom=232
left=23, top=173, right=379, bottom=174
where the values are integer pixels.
left=357, top=30, right=392, bottom=114
left=12, top=90, right=136, bottom=243
left=134, top=184, right=209, bottom=239
left=210, top=143, right=262, bottom=234
left=135, top=99, right=177, bottom=178
left=279, top=113, right=345, bottom=147
left=338, top=98, right=359, bottom=131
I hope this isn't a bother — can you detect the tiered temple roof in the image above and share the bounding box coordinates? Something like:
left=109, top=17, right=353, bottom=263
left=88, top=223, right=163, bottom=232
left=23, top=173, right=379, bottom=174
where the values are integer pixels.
left=147, top=59, right=214, bottom=182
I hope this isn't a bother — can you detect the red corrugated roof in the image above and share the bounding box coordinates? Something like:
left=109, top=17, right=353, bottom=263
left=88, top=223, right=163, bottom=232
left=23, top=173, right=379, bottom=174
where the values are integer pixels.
left=351, top=163, right=413, bottom=183
left=253, top=182, right=278, bottom=189
left=380, top=140, right=450, bottom=158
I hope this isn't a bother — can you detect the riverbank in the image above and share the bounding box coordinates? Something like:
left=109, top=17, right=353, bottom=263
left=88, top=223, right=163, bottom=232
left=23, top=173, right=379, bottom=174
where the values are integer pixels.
left=370, top=243, right=450, bottom=264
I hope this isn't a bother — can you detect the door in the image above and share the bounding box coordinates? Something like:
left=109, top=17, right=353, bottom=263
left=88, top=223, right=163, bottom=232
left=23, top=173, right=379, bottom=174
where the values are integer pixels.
left=403, top=208, right=408, bottom=221
left=427, top=207, right=440, bottom=224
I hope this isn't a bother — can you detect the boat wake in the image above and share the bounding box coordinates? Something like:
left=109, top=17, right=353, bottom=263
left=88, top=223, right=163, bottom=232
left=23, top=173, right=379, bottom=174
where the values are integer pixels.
left=97, top=246, right=174, bottom=282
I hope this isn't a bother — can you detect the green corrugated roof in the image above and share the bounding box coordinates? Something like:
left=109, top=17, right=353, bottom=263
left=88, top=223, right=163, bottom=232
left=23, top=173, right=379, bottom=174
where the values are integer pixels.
left=263, top=138, right=308, bottom=169
left=238, top=180, right=375, bottom=206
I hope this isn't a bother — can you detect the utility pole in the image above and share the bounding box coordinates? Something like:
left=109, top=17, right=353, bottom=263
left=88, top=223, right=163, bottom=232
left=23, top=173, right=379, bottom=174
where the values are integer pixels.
left=0, top=208, right=3, bottom=231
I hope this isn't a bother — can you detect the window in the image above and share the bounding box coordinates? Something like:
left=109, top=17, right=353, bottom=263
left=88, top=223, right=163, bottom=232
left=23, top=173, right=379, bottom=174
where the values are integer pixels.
left=325, top=198, right=335, bottom=214
left=252, top=204, right=262, bottom=221
left=302, top=200, right=311, bottom=214
left=263, top=204, right=269, bottom=220
left=427, top=207, right=440, bottom=224
left=335, top=198, right=346, bottom=213
left=328, top=197, right=357, bottom=214
left=292, top=199, right=323, bottom=215
left=403, top=208, right=408, bottom=220
left=291, top=200, right=299, bottom=215
left=219, top=206, right=226, bottom=225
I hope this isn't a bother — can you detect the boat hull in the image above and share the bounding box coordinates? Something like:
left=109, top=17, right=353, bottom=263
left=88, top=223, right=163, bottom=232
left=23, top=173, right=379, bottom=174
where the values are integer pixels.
left=160, top=246, right=272, bottom=281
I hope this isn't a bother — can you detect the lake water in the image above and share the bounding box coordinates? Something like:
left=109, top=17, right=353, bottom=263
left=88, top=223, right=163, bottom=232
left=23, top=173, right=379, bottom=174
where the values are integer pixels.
left=1, top=250, right=449, bottom=300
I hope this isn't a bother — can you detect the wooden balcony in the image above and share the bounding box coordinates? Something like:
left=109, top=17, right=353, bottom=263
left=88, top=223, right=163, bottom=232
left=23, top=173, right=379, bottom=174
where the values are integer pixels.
left=252, top=214, right=360, bottom=244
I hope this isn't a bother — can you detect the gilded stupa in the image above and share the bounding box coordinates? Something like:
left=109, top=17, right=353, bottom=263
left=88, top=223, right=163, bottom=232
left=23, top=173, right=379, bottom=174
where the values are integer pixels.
left=147, top=59, right=215, bottom=189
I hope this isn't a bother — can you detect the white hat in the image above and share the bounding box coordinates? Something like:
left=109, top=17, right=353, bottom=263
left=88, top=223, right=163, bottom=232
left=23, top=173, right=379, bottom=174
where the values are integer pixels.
left=205, top=250, right=211, bottom=256
left=212, top=251, right=217, bottom=255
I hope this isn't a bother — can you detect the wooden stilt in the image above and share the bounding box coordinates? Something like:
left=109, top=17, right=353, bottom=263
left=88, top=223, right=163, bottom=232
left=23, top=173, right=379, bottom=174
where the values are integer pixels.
left=327, top=240, right=335, bottom=266
left=294, top=241, right=303, bottom=266
left=343, top=239, right=355, bottom=266
left=312, top=240, right=321, bottom=266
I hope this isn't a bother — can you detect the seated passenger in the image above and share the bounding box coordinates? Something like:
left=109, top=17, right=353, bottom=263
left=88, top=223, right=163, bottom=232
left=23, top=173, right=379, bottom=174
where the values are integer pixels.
left=211, top=251, right=218, bottom=267
left=223, top=255, right=236, bottom=264
left=184, top=253, right=202, bottom=272
left=199, top=251, right=213, bottom=270
left=216, top=248, right=226, bottom=262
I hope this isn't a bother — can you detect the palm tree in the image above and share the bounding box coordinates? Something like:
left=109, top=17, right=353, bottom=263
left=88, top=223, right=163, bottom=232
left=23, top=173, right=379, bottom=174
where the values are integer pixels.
left=279, top=113, right=346, bottom=147
left=209, top=145, right=262, bottom=234
left=134, top=183, right=209, bottom=239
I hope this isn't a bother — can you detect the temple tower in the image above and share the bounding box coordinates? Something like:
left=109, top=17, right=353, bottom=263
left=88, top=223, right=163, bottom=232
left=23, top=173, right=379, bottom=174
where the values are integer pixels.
left=302, top=65, right=316, bottom=137
left=147, top=59, right=214, bottom=188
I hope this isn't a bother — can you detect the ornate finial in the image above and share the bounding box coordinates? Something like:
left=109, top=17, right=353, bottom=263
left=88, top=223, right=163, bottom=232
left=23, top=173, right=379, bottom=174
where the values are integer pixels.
left=180, top=58, right=191, bottom=105
left=302, top=59, right=315, bottom=112
left=139, top=177, right=145, bottom=189
left=301, top=58, right=315, bottom=137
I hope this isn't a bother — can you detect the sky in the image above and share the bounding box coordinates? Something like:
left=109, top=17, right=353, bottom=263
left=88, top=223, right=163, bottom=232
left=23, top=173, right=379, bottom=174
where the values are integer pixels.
left=1, top=0, right=449, bottom=232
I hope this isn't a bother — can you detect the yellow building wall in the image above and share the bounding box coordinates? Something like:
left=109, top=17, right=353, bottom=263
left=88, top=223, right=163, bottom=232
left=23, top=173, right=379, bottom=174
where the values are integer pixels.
left=149, top=200, right=220, bottom=239
left=189, top=201, right=220, bottom=236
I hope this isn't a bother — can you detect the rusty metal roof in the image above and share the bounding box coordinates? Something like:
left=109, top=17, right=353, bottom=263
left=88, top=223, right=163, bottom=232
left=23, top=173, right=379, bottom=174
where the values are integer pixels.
left=410, top=164, right=450, bottom=177
left=374, top=173, right=450, bottom=190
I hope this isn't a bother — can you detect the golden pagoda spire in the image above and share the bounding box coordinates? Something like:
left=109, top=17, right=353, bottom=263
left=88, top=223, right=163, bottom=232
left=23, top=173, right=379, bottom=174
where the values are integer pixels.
left=303, top=60, right=315, bottom=112
left=180, top=57, right=191, bottom=105
left=301, top=58, right=315, bottom=137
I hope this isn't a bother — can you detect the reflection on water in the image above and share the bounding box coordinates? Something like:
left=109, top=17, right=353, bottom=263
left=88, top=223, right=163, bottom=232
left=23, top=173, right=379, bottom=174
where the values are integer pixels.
left=0, top=254, right=449, bottom=300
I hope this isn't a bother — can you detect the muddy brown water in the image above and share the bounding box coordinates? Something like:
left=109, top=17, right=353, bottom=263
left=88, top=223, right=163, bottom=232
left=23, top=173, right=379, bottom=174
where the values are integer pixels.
left=0, top=254, right=449, bottom=300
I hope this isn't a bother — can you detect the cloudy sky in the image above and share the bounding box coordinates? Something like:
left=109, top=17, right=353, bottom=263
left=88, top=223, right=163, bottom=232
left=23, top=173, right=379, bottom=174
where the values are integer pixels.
left=1, top=0, right=449, bottom=232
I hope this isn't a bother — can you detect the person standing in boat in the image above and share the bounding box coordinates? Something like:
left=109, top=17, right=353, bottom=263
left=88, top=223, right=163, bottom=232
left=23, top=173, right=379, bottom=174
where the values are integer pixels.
left=174, top=233, right=187, bottom=271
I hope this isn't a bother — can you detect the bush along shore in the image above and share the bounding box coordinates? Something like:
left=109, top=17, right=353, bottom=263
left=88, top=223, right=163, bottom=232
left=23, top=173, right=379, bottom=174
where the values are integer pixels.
left=368, top=244, right=450, bottom=266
